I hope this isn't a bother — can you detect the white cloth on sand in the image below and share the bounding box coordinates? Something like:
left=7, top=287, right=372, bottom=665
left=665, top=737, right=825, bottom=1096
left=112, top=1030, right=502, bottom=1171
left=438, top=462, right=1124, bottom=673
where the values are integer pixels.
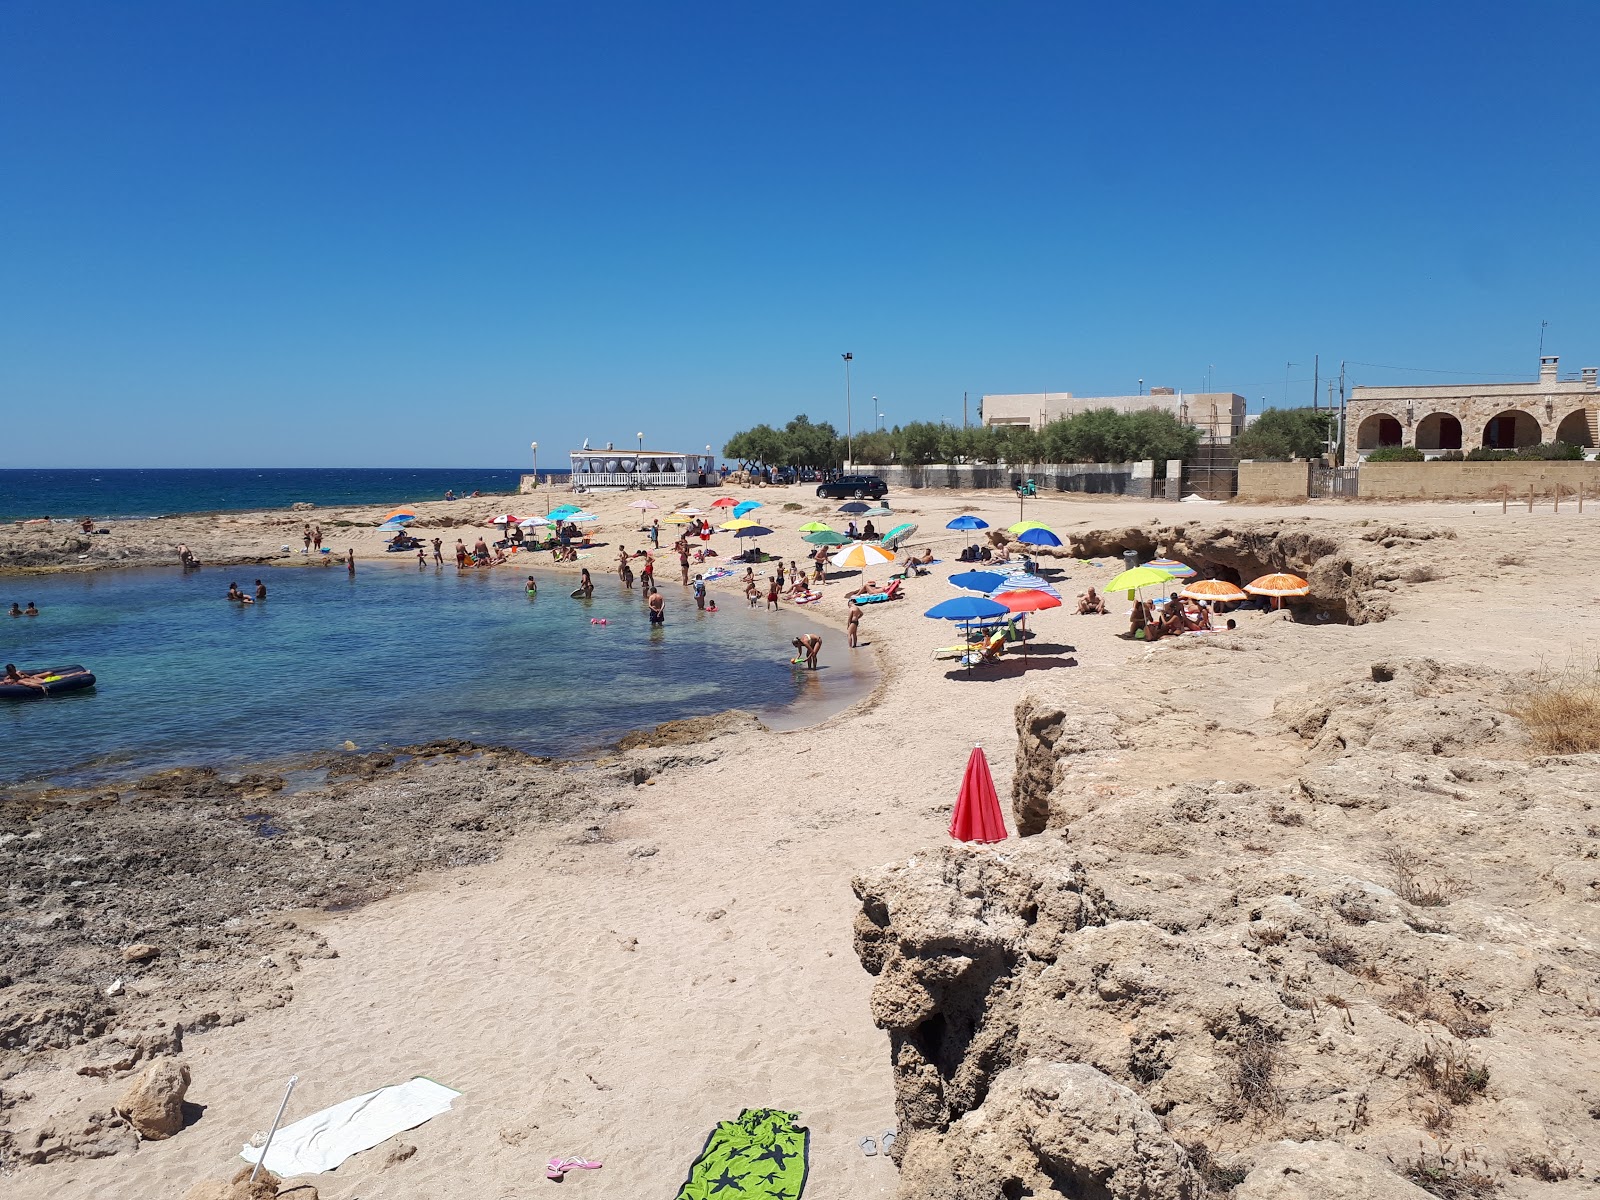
left=240, top=1076, right=461, bottom=1176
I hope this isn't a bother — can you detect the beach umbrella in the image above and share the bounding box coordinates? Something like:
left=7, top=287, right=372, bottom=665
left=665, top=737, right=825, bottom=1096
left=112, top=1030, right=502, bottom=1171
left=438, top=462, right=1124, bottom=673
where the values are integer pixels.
left=837, top=501, right=871, bottom=514
left=720, top=518, right=759, bottom=531
left=489, top=513, right=521, bottom=525
left=993, top=576, right=1061, bottom=598
left=627, top=499, right=660, bottom=511
left=878, top=521, right=918, bottom=548
left=1144, top=557, right=1195, bottom=579
left=732, top=500, right=762, bottom=517
left=1008, top=520, right=1049, bottom=535
left=661, top=513, right=695, bottom=525
left=675, top=507, right=702, bottom=515
left=991, top=588, right=1060, bottom=661
left=948, top=570, right=1007, bottom=593
left=1016, top=527, right=1063, bottom=548
left=950, top=746, right=1007, bottom=843
left=733, top=525, right=773, bottom=539
left=862, top=505, right=894, bottom=517
left=831, top=543, right=897, bottom=574
left=1105, top=565, right=1176, bottom=600
left=803, top=530, right=849, bottom=546
left=517, top=515, right=550, bottom=528
left=798, top=521, right=834, bottom=533
left=925, top=596, right=1009, bottom=621
left=946, top=515, right=989, bottom=531
left=381, top=508, right=416, bottom=523
left=1245, top=573, right=1311, bottom=598
left=1180, top=579, right=1248, bottom=603
left=710, top=497, right=739, bottom=508
left=376, top=520, right=409, bottom=533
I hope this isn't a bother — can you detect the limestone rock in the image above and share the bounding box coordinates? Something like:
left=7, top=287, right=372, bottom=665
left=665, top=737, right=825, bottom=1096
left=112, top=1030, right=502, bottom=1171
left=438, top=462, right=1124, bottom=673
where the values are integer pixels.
left=182, top=1166, right=306, bottom=1200
left=122, top=943, right=160, bottom=963
left=117, top=1057, right=190, bottom=1140
left=1236, top=1141, right=1431, bottom=1199
left=22, top=1106, right=137, bottom=1164
left=895, top=1061, right=1199, bottom=1200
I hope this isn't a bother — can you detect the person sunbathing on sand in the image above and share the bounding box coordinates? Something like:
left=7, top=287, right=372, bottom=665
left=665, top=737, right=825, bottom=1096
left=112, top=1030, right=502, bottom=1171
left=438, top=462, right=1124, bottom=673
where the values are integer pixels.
left=1077, top=586, right=1107, bottom=615
left=845, top=578, right=879, bottom=598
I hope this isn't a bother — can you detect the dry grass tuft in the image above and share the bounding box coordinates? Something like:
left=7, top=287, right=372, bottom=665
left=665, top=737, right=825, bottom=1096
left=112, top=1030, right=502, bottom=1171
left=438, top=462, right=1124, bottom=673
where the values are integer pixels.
left=1381, top=847, right=1455, bottom=908
left=1507, top=663, right=1600, bottom=754
left=1224, top=1024, right=1285, bottom=1116
left=1411, top=1041, right=1490, bottom=1105
left=1397, top=1144, right=1497, bottom=1198
left=1385, top=981, right=1492, bottom=1039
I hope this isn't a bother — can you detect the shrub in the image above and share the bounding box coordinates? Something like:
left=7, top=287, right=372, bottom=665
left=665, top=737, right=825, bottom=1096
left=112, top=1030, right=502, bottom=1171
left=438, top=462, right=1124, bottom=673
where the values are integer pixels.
left=1507, top=664, right=1600, bottom=753
left=1467, top=441, right=1586, bottom=461
left=1434, top=450, right=1465, bottom=461
left=1365, top=445, right=1425, bottom=462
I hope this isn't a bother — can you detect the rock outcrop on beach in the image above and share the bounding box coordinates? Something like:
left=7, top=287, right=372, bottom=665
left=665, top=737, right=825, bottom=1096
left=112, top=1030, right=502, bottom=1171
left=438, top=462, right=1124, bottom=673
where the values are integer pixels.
left=856, top=657, right=1600, bottom=1197
left=116, top=1057, right=190, bottom=1140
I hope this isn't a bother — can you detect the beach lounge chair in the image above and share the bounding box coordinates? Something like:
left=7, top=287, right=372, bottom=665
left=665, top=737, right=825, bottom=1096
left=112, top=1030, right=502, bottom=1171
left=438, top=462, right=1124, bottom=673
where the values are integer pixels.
left=850, top=579, right=902, bottom=605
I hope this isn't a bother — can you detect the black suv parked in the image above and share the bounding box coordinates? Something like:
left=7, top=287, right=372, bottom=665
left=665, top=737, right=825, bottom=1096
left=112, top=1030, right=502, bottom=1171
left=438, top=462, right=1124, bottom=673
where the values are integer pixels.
left=815, top=474, right=889, bottom=499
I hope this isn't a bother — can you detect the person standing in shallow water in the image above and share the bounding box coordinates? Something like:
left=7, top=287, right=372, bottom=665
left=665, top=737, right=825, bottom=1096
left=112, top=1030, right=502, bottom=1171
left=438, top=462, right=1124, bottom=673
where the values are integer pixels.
left=648, top=588, right=665, bottom=625
left=347, top=549, right=355, bottom=576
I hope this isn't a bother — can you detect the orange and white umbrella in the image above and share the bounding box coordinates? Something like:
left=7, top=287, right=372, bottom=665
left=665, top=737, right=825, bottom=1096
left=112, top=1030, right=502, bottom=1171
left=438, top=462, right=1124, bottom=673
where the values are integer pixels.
left=830, top=543, right=897, bottom=571
left=1180, top=579, right=1248, bottom=603
left=1244, top=573, right=1310, bottom=598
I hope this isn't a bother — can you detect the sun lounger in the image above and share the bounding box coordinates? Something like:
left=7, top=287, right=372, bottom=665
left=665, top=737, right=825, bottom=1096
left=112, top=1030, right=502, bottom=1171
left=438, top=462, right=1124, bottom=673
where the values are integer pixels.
left=850, top=579, right=903, bottom=606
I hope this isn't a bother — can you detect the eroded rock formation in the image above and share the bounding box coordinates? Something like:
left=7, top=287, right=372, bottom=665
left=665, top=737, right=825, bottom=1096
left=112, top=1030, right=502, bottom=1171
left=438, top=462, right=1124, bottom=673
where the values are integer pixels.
left=857, top=660, right=1600, bottom=1197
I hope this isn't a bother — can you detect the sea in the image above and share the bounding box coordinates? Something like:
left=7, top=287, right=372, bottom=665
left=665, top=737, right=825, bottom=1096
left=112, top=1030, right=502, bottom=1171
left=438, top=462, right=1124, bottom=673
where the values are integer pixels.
left=0, top=468, right=567, bottom=523
left=0, top=563, right=872, bottom=787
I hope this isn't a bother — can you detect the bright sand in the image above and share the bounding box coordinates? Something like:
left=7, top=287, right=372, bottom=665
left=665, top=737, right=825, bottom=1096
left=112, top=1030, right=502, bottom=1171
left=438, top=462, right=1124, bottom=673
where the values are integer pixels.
left=9, top=484, right=1595, bottom=1198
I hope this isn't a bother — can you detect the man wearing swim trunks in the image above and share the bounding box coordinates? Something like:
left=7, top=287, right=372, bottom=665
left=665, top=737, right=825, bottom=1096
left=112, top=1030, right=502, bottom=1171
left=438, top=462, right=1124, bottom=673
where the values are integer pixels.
left=648, top=589, right=665, bottom=625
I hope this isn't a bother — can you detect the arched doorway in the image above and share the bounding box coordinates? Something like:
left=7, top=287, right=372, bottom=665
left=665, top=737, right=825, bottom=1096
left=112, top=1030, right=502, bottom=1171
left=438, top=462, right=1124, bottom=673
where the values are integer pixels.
left=1414, top=412, right=1463, bottom=451
left=1555, top=409, right=1596, bottom=448
left=1356, top=413, right=1403, bottom=450
left=1481, top=409, right=1541, bottom=449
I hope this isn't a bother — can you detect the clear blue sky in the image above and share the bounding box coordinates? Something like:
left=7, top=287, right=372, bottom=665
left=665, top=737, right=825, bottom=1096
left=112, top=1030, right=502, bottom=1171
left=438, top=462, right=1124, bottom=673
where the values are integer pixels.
left=4, top=2, right=1598, bottom=467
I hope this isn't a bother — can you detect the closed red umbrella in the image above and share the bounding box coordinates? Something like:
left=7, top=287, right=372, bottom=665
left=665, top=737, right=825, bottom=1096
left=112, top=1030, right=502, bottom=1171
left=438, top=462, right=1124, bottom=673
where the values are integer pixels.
left=950, top=746, right=1007, bottom=843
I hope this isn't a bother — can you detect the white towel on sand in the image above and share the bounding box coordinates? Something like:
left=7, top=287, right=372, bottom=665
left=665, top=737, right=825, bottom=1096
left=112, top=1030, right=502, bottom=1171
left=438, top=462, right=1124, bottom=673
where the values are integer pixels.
left=239, top=1076, right=461, bottom=1176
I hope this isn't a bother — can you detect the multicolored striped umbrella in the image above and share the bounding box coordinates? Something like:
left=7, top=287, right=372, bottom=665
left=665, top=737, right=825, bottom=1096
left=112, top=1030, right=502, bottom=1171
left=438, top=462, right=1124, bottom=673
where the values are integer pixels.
left=1144, top=558, right=1195, bottom=578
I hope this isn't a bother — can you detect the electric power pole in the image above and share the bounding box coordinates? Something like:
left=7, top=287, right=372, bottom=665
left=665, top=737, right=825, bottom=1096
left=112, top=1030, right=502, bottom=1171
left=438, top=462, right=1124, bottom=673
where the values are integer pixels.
left=963, top=391, right=968, bottom=430
left=1312, top=354, right=1319, bottom=411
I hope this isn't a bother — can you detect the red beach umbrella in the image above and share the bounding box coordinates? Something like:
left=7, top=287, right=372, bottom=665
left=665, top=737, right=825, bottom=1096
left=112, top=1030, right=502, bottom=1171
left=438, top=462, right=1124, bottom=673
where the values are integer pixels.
left=950, top=746, right=1007, bottom=843
left=710, top=497, right=739, bottom=508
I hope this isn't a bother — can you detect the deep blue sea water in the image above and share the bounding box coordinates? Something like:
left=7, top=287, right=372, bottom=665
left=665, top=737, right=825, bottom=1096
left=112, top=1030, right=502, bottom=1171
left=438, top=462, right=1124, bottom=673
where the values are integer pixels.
left=0, top=564, right=869, bottom=786
left=0, top=468, right=570, bottom=523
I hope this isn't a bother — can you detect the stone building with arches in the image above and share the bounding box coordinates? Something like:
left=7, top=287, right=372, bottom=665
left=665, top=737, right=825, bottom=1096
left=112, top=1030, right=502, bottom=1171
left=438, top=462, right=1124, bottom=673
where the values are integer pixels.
left=1346, top=356, right=1599, bottom=460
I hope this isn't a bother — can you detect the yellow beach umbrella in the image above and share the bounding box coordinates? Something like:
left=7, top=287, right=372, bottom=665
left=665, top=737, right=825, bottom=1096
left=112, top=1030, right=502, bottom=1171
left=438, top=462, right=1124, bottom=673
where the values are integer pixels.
left=661, top=514, right=695, bottom=525
left=1105, top=565, right=1176, bottom=601
left=720, top=518, right=759, bottom=531
left=1008, top=520, right=1051, bottom=535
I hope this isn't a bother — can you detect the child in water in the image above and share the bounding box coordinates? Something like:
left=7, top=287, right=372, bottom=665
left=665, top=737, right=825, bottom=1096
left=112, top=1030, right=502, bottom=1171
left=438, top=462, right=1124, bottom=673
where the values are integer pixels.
left=526, top=575, right=538, bottom=597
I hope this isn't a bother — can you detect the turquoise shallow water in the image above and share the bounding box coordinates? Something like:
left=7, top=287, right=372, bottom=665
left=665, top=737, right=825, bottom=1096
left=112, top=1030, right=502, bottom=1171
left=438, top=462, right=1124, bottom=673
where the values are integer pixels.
left=0, top=564, right=869, bottom=786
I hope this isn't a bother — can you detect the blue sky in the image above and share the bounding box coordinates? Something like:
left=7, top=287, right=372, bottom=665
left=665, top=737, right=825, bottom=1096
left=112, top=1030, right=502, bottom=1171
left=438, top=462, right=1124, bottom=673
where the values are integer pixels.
left=4, top=2, right=1599, bottom=467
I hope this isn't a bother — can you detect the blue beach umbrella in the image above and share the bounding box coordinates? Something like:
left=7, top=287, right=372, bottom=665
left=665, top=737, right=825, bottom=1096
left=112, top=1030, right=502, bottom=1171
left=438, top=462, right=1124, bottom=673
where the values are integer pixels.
left=993, top=577, right=1062, bottom=600
left=1016, top=527, right=1063, bottom=548
left=732, top=500, right=763, bottom=518
left=925, top=596, right=1009, bottom=622
left=733, top=525, right=774, bottom=539
left=947, top=570, right=1007, bottom=593
left=946, top=515, right=989, bottom=531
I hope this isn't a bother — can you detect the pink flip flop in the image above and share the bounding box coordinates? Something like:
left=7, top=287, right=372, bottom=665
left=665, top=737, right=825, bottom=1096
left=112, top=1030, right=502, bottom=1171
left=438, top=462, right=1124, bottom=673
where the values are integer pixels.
left=547, top=1156, right=603, bottom=1181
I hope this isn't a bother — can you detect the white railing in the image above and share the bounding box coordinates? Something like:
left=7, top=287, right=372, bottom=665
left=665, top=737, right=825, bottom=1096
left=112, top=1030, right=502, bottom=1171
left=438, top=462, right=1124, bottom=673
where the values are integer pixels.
left=572, top=471, right=693, bottom=490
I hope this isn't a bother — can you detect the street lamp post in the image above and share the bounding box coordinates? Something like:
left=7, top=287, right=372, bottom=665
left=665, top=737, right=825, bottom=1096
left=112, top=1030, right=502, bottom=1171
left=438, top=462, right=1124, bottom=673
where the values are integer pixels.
left=842, top=352, right=853, bottom=468
left=636, top=432, right=644, bottom=490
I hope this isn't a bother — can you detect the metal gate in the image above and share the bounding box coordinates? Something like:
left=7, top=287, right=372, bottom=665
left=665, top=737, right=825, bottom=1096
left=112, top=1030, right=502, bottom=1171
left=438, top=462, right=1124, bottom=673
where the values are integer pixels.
left=1310, top=465, right=1359, bottom=498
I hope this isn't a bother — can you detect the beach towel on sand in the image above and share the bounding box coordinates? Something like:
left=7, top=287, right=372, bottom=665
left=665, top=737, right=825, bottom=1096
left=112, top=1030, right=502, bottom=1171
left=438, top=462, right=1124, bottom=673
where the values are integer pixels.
left=239, top=1076, right=460, bottom=1176
left=676, top=1108, right=809, bottom=1200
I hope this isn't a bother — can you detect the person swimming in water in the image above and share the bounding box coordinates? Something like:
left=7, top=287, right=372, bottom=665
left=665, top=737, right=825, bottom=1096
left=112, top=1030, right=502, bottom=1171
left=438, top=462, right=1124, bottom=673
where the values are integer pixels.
left=526, top=575, right=538, bottom=596
left=8, top=604, right=20, bottom=618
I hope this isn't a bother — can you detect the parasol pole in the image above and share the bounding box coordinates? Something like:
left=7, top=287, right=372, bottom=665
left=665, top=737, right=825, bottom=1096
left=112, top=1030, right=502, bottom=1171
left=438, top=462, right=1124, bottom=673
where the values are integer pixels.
left=251, top=1075, right=299, bottom=1182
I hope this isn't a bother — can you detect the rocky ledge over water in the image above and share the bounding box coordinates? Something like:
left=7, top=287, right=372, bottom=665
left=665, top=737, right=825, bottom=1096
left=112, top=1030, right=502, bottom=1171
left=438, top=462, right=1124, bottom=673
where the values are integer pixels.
left=855, top=659, right=1600, bottom=1198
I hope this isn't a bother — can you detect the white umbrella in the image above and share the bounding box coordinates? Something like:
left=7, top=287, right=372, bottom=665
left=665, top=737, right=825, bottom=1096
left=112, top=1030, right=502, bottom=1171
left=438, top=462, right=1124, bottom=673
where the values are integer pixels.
left=517, top=515, right=549, bottom=527
left=628, top=499, right=660, bottom=511
left=674, top=506, right=702, bottom=515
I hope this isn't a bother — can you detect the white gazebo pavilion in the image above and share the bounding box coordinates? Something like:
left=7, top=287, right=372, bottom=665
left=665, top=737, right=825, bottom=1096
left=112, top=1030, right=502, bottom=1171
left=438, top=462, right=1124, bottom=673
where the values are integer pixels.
left=568, top=448, right=716, bottom=490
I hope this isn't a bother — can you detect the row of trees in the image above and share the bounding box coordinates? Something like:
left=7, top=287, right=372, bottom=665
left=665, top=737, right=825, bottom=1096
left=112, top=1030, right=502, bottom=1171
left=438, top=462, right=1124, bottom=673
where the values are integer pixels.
left=723, top=409, right=1202, bottom=468
left=1234, top=408, right=1335, bottom=461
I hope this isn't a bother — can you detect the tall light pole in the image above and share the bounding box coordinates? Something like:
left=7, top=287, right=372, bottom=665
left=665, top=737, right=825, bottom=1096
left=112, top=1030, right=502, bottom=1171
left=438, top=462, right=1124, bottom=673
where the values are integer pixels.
left=842, top=352, right=854, bottom=467
left=873, top=395, right=883, bottom=431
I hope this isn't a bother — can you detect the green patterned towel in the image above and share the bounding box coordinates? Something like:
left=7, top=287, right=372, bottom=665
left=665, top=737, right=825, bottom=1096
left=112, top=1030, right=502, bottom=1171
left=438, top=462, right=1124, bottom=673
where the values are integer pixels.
left=675, top=1107, right=809, bottom=1200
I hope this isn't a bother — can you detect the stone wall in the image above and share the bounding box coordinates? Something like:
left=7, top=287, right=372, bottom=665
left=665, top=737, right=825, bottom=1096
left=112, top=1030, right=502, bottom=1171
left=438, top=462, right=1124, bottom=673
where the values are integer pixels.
left=873, top=462, right=1155, bottom=497
left=1359, top=460, right=1600, bottom=499
left=1237, top=460, right=1310, bottom=501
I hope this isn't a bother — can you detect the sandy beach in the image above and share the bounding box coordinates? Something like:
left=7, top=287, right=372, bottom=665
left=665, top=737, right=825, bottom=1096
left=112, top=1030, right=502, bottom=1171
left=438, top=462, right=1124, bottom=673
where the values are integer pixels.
left=5, top=484, right=1600, bottom=1197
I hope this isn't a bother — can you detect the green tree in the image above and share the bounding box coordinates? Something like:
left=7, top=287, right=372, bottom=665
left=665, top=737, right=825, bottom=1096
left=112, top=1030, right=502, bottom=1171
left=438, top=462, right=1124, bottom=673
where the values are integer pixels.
left=1236, top=408, right=1332, bottom=461
left=897, top=421, right=944, bottom=464
left=851, top=430, right=896, bottom=465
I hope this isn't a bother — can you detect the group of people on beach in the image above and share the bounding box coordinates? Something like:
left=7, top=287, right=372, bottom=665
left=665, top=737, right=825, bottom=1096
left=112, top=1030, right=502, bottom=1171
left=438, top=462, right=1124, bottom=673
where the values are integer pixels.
left=1124, top=592, right=1235, bottom=641
left=226, top=580, right=268, bottom=604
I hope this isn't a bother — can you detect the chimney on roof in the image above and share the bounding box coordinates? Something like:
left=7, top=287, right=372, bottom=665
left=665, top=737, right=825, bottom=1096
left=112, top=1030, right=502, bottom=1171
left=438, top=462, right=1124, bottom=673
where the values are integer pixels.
left=1540, top=355, right=1559, bottom=384
left=1584, top=367, right=1598, bottom=387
